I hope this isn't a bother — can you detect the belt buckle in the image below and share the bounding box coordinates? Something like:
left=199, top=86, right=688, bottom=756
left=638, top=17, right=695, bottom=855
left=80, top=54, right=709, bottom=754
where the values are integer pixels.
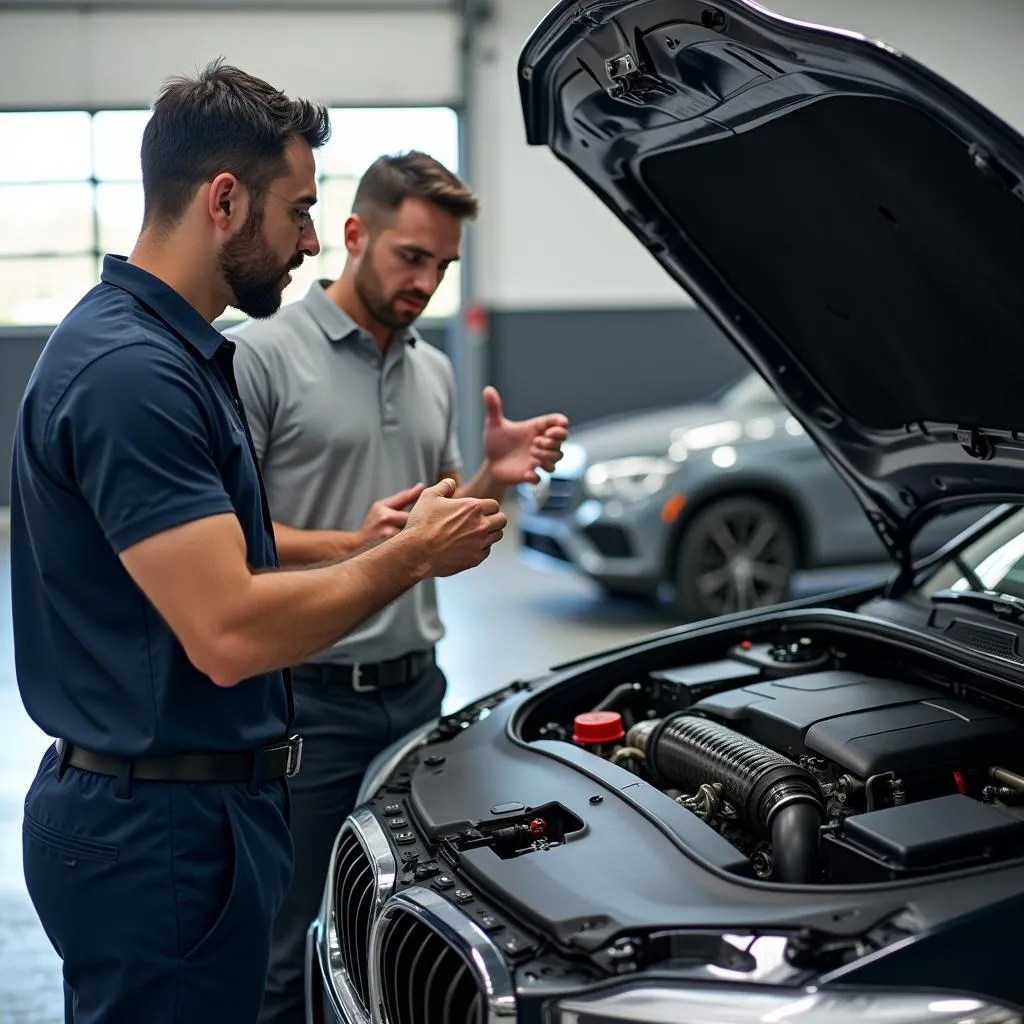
left=351, top=663, right=377, bottom=692
left=285, top=734, right=303, bottom=778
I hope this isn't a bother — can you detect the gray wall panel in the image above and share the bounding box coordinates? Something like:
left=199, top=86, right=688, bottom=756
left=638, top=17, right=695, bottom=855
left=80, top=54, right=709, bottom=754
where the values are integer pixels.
left=0, top=330, right=48, bottom=508
left=486, top=307, right=746, bottom=424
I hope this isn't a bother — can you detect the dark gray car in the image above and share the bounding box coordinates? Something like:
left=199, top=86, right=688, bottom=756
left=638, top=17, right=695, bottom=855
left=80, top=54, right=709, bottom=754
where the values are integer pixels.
left=517, top=370, right=978, bottom=618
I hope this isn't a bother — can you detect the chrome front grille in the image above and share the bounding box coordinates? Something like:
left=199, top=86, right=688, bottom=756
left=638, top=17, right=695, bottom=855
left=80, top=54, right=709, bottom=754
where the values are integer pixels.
left=322, top=808, right=396, bottom=1021
left=376, top=907, right=484, bottom=1023
left=542, top=476, right=579, bottom=513
left=519, top=474, right=581, bottom=516
left=369, top=887, right=516, bottom=1024
left=333, top=829, right=375, bottom=1008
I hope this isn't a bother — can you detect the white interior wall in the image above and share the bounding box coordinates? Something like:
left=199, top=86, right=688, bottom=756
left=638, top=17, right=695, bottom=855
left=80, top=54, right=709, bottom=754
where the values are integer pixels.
left=469, top=0, right=1024, bottom=310
left=0, top=7, right=461, bottom=108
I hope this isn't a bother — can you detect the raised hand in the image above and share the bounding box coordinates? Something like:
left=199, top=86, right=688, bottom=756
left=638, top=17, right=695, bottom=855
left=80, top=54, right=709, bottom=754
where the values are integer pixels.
left=405, top=478, right=507, bottom=577
left=481, top=385, right=569, bottom=486
left=358, top=482, right=425, bottom=544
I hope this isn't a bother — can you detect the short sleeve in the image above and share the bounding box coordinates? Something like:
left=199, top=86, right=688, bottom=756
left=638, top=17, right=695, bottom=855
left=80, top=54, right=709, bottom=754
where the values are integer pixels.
left=227, top=330, right=275, bottom=462
left=440, top=358, right=463, bottom=475
left=45, top=344, right=236, bottom=553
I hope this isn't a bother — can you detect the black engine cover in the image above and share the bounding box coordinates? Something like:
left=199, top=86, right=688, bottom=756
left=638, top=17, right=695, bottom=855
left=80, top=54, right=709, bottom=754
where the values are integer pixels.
left=688, top=670, right=1018, bottom=777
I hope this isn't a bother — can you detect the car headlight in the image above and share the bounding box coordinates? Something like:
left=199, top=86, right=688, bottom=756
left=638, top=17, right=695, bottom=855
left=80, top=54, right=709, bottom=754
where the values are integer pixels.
left=553, top=985, right=1022, bottom=1024
left=583, top=456, right=675, bottom=502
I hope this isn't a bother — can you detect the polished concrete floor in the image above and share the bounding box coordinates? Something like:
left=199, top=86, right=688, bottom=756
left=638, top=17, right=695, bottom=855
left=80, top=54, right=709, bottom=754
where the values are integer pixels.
left=0, top=514, right=887, bottom=1022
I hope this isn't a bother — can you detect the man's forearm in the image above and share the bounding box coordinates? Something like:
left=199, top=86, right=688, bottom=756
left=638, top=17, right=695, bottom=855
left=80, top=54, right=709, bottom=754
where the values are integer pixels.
left=273, top=520, right=366, bottom=567
left=214, top=532, right=430, bottom=683
left=454, top=463, right=507, bottom=504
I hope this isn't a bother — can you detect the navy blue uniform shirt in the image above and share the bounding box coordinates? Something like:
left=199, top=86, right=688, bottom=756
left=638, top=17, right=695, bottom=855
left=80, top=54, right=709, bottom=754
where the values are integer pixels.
left=10, top=254, right=290, bottom=757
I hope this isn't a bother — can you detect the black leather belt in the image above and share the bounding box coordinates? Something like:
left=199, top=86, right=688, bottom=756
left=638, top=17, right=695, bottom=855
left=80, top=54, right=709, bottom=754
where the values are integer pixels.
left=54, top=735, right=303, bottom=783
left=294, top=648, right=435, bottom=692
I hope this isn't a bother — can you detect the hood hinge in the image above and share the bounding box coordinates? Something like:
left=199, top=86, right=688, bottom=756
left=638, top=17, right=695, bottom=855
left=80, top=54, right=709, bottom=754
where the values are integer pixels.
left=873, top=512, right=915, bottom=598
left=880, top=520, right=921, bottom=598
left=885, top=549, right=917, bottom=599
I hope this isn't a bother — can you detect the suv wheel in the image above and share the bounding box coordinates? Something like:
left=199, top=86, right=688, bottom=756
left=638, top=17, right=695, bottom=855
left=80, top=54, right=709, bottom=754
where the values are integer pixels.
left=673, top=495, right=798, bottom=619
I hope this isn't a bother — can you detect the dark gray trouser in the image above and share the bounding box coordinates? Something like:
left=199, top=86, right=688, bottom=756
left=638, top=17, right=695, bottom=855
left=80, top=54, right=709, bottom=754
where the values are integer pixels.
left=258, top=659, right=447, bottom=1024
left=23, top=744, right=293, bottom=1024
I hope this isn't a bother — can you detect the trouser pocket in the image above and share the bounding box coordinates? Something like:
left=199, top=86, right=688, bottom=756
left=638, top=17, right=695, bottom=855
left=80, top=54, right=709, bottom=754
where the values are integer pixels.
left=23, top=811, right=118, bottom=865
left=180, top=798, right=240, bottom=962
left=21, top=772, right=175, bottom=1023
left=174, top=786, right=294, bottom=1023
left=22, top=807, right=121, bottom=968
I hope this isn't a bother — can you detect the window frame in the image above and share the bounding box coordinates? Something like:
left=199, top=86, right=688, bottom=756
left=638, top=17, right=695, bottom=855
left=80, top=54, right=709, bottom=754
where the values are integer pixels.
left=0, top=102, right=465, bottom=327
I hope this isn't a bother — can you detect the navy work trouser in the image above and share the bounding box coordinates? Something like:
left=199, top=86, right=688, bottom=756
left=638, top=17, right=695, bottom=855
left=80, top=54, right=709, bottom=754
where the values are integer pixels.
left=22, top=742, right=294, bottom=1024
left=259, top=661, right=446, bottom=1024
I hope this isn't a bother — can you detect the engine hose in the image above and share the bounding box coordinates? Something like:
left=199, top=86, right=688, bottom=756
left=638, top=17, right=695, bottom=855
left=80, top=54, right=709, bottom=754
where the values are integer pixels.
left=593, top=682, right=642, bottom=729
left=630, top=713, right=825, bottom=883
left=771, top=803, right=822, bottom=884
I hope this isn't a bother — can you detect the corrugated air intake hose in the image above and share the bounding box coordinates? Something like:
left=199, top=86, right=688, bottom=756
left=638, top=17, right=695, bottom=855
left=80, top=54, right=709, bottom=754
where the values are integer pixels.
left=628, top=713, right=825, bottom=883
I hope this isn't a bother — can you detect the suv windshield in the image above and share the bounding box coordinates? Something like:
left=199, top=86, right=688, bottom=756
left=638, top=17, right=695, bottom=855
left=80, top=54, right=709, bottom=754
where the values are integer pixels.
left=917, top=507, right=1024, bottom=601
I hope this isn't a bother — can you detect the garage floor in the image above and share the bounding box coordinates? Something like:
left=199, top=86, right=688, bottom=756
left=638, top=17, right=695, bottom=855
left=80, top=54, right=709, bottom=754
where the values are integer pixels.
left=0, top=514, right=888, bottom=1022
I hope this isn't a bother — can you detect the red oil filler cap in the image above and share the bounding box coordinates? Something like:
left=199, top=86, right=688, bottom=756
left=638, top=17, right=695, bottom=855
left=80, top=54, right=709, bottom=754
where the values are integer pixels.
left=573, top=711, right=625, bottom=745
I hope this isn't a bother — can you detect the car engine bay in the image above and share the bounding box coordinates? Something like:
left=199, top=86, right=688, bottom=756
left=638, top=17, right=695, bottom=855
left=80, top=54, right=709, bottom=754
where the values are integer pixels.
left=331, top=615, right=1024, bottom=1002
left=511, top=629, right=1024, bottom=887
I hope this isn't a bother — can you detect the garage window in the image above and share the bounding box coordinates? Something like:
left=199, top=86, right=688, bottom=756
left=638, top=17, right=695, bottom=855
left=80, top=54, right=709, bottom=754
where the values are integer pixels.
left=0, top=105, right=461, bottom=326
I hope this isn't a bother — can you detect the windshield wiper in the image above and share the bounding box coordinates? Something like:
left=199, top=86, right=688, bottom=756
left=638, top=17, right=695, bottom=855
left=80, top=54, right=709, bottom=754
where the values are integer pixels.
left=952, top=555, right=986, bottom=593
left=931, top=587, right=1024, bottom=620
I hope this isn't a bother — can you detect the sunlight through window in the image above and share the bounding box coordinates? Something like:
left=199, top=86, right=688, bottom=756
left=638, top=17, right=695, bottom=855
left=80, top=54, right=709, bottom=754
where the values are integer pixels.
left=0, top=106, right=462, bottom=326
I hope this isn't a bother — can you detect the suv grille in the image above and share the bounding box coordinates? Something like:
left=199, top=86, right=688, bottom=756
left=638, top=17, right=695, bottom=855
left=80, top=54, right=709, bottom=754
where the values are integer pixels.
left=543, top=476, right=579, bottom=513
left=377, top=908, right=485, bottom=1023
left=520, top=475, right=581, bottom=516
left=323, top=809, right=396, bottom=1021
left=333, top=827, right=375, bottom=1010
left=369, top=887, right=515, bottom=1024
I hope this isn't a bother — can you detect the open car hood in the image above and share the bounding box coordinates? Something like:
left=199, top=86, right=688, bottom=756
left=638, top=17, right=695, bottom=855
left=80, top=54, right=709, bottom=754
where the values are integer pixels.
left=518, top=0, right=1024, bottom=572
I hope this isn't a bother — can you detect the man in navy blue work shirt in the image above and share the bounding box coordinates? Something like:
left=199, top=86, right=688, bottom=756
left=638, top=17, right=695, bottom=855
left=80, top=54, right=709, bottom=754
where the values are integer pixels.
left=10, top=60, right=506, bottom=1024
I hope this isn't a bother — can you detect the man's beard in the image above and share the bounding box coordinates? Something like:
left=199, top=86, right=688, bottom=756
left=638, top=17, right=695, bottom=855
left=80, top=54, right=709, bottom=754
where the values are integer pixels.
left=353, top=254, right=430, bottom=332
left=219, top=204, right=301, bottom=319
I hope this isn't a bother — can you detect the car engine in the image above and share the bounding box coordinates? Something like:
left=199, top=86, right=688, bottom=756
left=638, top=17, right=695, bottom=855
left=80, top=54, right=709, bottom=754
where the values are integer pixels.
left=516, top=633, right=1024, bottom=885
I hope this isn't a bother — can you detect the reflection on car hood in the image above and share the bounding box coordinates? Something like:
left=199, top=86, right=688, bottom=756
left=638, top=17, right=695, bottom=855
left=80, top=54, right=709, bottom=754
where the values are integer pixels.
left=518, top=0, right=1024, bottom=571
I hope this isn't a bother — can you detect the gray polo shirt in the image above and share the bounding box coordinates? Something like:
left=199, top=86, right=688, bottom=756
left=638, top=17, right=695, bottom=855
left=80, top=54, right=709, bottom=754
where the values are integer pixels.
left=226, top=279, right=462, bottom=665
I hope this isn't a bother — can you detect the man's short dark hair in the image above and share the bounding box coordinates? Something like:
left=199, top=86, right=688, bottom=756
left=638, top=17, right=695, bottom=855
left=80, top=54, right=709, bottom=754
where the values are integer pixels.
left=352, top=151, right=479, bottom=227
left=140, top=58, right=331, bottom=230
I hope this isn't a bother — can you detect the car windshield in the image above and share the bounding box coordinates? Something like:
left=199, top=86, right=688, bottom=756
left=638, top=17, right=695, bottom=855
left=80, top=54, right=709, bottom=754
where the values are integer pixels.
left=917, top=506, right=1024, bottom=600
left=719, top=372, right=779, bottom=408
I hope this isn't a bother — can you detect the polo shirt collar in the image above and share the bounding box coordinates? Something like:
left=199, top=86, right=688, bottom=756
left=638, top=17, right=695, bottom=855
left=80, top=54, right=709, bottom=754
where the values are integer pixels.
left=303, top=279, right=419, bottom=348
left=101, top=254, right=228, bottom=360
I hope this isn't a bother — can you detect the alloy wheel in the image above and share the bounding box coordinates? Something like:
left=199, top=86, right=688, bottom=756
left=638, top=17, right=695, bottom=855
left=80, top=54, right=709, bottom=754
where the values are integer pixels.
left=675, top=496, right=797, bottom=618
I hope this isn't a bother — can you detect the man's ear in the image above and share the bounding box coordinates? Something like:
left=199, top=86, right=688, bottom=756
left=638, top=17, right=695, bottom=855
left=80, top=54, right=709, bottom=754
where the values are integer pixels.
left=343, top=213, right=369, bottom=256
left=207, top=172, right=243, bottom=230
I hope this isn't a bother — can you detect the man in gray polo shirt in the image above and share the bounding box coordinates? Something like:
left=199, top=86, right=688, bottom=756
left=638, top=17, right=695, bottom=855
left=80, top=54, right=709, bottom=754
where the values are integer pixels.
left=228, top=150, right=568, bottom=1024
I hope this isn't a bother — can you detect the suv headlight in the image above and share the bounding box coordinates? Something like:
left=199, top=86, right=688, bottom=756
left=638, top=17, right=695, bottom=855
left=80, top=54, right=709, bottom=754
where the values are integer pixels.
left=553, top=985, right=1022, bottom=1024
left=583, top=457, right=675, bottom=502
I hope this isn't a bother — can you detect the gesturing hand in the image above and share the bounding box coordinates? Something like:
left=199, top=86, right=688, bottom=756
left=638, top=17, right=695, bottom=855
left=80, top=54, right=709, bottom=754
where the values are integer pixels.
left=481, top=386, right=570, bottom=486
left=405, top=478, right=507, bottom=577
left=358, top=482, right=425, bottom=544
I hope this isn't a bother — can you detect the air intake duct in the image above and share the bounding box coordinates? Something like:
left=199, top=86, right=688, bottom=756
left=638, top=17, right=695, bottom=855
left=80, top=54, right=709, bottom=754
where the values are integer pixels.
left=627, top=713, right=825, bottom=883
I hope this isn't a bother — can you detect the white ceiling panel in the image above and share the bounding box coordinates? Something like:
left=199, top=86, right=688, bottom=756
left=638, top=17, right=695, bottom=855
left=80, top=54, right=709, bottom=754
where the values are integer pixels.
left=0, top=7, right=462, bottom=107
